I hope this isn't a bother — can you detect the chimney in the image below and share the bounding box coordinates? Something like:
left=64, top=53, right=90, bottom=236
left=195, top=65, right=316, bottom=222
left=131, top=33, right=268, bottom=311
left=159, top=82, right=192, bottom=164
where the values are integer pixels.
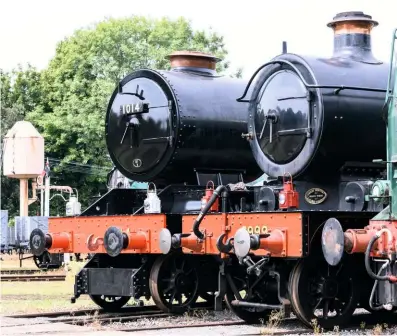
left=167, top=51, right=221, bottom=75
left=327, top=11, right=380, bottom=63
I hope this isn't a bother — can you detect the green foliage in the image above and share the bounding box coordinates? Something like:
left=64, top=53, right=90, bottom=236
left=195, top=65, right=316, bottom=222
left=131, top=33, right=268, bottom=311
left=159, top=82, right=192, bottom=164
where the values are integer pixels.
left=2, top=15, right=240, bottom=217
left=27, top=16, right=230, bottom=169
left=231, top=67, right=243, bottom=79
left=8, top=217, right=15, bottom=227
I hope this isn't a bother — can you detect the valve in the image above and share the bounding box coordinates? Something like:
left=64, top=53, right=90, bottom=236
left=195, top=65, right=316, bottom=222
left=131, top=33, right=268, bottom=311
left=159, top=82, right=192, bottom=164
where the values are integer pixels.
left=201, top=181, right=219, bottom=212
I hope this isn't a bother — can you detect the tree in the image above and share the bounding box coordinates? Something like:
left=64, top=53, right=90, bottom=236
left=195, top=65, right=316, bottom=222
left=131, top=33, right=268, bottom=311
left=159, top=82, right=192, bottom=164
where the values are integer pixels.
left=231, top=67, right=243, bottom=78
left=2, top=16, right=243, bottom=221
left=28, top=16, right=231, bottom=165
left=23, top=15, right=234, bottom=210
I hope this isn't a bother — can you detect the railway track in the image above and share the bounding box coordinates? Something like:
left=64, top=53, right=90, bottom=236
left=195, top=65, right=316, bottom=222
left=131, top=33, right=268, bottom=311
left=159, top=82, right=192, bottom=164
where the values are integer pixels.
left=6, top=305, right=396, bottom=334
left=0, top=274, right=66, bottom=282
left=0, top=269, right=41, bottom=275
left=113, top=310, right=396, bottom=334
left=6, top=302, right=213, bottom=325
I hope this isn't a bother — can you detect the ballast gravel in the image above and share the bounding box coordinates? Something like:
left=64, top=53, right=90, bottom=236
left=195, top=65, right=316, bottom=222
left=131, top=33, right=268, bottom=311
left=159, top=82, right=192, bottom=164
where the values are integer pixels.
left=100, top=308, right=396, bottom=335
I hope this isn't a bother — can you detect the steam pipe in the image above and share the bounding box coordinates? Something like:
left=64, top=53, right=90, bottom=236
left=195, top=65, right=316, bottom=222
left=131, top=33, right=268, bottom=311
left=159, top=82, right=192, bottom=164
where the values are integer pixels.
left=365, top=235, right=390, bottom=281
left=364, top=228, right=397, bottom=283
left=193, top=185, right=227, bottom=240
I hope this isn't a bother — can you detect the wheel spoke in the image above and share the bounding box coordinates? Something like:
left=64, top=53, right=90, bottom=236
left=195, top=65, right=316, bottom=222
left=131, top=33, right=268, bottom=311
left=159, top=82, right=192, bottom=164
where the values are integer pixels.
left=335, top=263, right=344, bottom=276
left=149, top=253, right=199, bottom=313
left=90, top=294, right=130, bottom=311
left=177, top=293, right=183, bottom=305
left=323, top=299, right=330, bottom=319
left=163, top=285, right=173, bottom=294
left=334, top=298, right=342, bottom=316
left=180, top=259, right=186, bottom=271
left=314, top=297, right=323, bottom=310
left=289, top=256, right=358, bottom=330
left=224, top=265, right=272, bottom=324
left=169, top=288, right=177, bottom=303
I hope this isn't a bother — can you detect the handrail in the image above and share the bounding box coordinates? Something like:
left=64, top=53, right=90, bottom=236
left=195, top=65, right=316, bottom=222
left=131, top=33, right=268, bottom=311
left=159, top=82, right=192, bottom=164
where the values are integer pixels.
left=236, top=59, right=387, bottom=103
left=385, top=28, right=397, bottom=103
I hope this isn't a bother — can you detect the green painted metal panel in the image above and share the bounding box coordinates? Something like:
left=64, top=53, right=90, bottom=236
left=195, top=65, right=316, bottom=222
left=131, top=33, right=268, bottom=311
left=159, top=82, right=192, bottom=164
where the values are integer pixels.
left=387, top=28, right=397, bottom=218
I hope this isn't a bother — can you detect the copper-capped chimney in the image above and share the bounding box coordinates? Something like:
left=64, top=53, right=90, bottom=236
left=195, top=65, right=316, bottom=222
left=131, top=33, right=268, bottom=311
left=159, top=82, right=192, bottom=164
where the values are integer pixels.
left=168, top=51, right=221, bottom=75
left=327, top=11, right=380, bottom=63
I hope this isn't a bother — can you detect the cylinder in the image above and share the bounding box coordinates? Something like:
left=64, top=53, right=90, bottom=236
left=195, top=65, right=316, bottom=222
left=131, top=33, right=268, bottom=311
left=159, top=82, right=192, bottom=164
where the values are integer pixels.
left=105, top=51, right=261, bottom=186
left=327, top=11, right=379, bottom=63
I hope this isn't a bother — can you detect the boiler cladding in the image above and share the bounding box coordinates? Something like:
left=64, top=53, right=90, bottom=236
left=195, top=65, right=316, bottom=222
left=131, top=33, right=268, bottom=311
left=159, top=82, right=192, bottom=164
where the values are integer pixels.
left=243, top=11, right=390, bottom=180
left=105, top=52, right=262, bottom=186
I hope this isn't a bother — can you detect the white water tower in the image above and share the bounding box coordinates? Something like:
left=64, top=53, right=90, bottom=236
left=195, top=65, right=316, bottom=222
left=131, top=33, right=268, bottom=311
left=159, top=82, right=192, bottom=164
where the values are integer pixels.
left=3, top=121, right=44, bottom=216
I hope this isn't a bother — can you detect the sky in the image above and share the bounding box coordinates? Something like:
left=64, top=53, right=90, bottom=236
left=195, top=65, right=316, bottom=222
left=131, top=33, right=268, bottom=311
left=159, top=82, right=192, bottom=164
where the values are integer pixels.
left=0, top=0, right=396, bottom=79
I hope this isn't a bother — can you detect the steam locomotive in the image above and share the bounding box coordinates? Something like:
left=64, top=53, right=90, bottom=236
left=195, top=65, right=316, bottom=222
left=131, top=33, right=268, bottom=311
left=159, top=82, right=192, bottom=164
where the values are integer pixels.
left=29, top=11, right=396, bottom=330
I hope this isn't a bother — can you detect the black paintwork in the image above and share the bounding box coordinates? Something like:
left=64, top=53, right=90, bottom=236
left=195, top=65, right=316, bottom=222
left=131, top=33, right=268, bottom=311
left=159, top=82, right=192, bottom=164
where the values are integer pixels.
left=74, top=253, right=219, bottom=300
left=248, top=51, right=389, bottom=180
left=106, top=68, right=261, bottom=186
left=81, top=184, right=257, bottom=217
left=253, top=162, right=385, bottom=213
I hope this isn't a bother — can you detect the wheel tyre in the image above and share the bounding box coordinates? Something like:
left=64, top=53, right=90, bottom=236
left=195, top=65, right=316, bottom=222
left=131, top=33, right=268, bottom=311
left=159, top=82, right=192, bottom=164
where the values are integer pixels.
left=199, top=292, right=216, bottom=305
left=149, top=252, right=199, bottom=314
left=289, top=256, right=359, bottom=330
left=89, top=295, right=130, bottom=312
left=224, top=279, right=271, bottom=324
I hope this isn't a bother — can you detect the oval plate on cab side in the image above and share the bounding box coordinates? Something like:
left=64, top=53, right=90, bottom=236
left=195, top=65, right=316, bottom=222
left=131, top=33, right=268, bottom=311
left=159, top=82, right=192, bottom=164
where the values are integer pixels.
left=305, top=187, right=327, bottom=205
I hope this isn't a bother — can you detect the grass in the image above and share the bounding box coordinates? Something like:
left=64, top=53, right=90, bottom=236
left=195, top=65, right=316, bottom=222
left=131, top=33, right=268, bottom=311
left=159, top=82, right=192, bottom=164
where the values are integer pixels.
left=0, top=254, right=99, bottom=315
left=0, top=254, right=38, bottom=269
left=0, top=254, right=156, bottom=315
left=260, top=309, right=284, bottom=335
